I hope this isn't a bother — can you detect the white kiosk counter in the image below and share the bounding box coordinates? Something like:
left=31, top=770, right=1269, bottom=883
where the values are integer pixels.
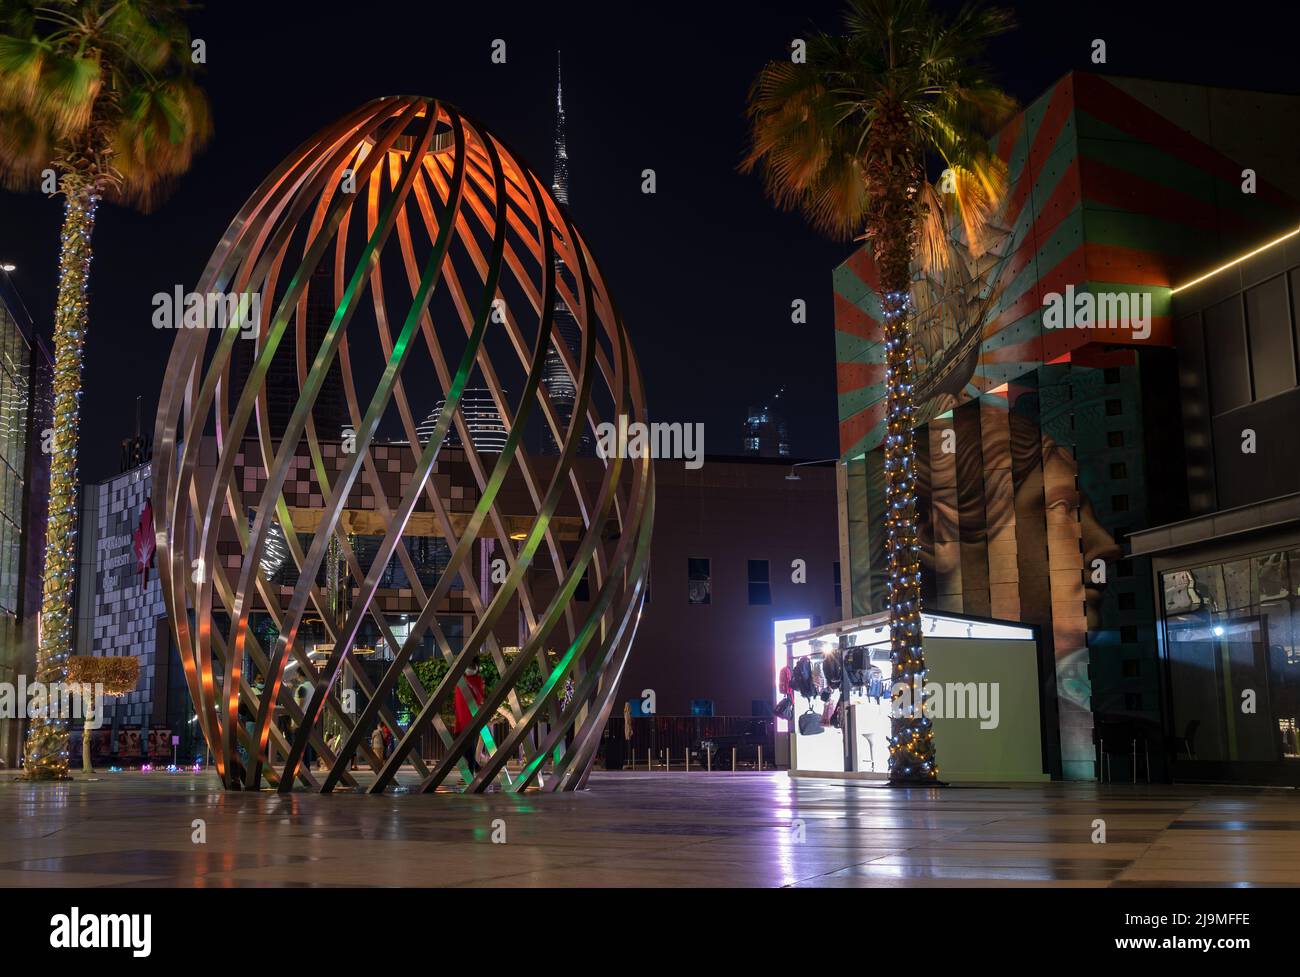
left=782, top=611, right=1049, bottom=783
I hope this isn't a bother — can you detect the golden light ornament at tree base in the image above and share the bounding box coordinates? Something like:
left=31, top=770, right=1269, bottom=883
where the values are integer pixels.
left=154, top=97, right=654, bottom=793
left=66, top=656, right=140, bottom=774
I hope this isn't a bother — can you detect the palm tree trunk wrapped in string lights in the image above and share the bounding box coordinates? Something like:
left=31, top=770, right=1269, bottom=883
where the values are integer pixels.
left=23, top=179, right=97, bottom=777
left=0, top=0, right=211, bottom=779
left=743, top=0, right=1016, bottom=783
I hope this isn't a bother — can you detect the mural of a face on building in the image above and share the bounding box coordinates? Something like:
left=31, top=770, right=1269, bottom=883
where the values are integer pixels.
left=916, top=407, right=1123, bottom=724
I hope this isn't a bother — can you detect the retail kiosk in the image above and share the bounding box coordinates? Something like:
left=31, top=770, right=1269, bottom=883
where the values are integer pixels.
left=781, top=611, right=1048, bottom=783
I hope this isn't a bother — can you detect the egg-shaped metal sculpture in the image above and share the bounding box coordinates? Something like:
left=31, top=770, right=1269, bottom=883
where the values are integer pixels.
left=153, top=97, right=654, bottom=793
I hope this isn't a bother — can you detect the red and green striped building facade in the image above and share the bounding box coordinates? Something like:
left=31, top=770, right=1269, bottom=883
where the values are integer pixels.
left=834, top=72, right=1300, bottom=779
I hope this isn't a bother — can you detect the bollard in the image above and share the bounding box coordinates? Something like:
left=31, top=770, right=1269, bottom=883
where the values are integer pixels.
left=731, top=747, right=737, bottom=773
left=665, top=749, right=670, bottom=772
left=758, top=746, right=763, bottom=772
left=707, top=747, right=712, bottom=772
left=685, top=748, right=689, bottom=772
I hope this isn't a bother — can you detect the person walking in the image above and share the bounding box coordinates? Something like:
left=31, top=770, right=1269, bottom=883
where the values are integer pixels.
left=454, top=659, right=487, bottom=777
left=369, top=724, right=385, bottom=767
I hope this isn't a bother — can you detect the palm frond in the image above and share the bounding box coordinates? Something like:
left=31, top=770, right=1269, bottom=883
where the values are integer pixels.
left=0, top=0, right=210, bottom=207
left=0, top=105, right=54, bottom=188
left=0, top=32, right=44, bottom=111
left=743, top=0, right=1017, bottom=254
left=30, top=49, right=101, bottom=136
left=108, top=75, right=209, bottom=208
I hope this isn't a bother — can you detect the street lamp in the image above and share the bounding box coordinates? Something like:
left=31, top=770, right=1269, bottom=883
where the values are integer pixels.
left=0, top=263, right=15, bottom=273
left=785, top=457, right=841, bottom=481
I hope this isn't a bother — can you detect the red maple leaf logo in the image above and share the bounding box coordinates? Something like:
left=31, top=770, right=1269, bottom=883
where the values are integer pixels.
left=132, top=497, right=155, bottom=588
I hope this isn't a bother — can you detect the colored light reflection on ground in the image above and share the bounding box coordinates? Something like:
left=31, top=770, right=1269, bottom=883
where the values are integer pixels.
left=1, top=770, right=1296, bottom=886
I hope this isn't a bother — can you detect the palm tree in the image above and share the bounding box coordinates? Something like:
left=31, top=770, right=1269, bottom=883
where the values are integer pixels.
left=743, top=0, right=1015, bottom=784
left=0, top=0, right=210, bottom=779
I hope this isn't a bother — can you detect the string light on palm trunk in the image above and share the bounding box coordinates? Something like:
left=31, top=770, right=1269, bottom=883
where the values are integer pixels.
left=881, top=287, right=937, bottom=783
left=24, top=185, right=97, bottom=780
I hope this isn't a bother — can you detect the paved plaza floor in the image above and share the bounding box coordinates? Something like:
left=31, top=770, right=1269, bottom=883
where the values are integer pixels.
left=0, top=770, right=1298, bottom=887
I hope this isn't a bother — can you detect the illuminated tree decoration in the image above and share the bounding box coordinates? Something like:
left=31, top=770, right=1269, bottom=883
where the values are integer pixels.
left=67, top=655, right=140, bottom=773
left=24, top=185, right=98, bottom=780
left=154, top=97, right=654, bottom=793
left=0, top=0, right=211, bottom=780
left=742, top=0, right=1016, bottom=784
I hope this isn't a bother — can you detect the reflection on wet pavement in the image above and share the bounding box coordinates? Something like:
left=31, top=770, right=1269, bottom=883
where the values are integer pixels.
left=1, top=770, right=1295, bottom=887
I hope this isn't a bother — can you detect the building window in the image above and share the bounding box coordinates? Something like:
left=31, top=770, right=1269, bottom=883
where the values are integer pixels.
left=687, top=557, right=710, bottom=605
left=1105, top=399, right=1123, bottom=416
left=1108, top=430, right=1125, bottom=448
left=1205, top=296, right=1252, bottom=413
left=747, top=559, right=771, bottom=605
left=1110, top=462, right=1128, bottom=479
left=1245, top=275, right=1296, bottom=400
left=1162, top=550, right=1300, bottom=767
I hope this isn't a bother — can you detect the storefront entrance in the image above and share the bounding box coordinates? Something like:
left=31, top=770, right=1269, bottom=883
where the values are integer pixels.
left=1159, top=548, right=1300, bottom=784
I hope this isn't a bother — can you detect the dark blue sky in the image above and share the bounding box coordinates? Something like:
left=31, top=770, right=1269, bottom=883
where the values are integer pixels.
left=1, top=0, right=1298, bottom=482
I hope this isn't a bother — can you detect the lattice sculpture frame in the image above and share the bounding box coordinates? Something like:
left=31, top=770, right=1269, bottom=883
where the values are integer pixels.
left=154, top=97, right=654, bottom=793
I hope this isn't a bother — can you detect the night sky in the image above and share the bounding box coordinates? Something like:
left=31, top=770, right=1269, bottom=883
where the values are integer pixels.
left=1, top=0, right=1298, bottom=483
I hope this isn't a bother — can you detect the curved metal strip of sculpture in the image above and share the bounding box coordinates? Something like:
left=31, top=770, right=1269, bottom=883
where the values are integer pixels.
left=153, top=97, right=654, bottom=792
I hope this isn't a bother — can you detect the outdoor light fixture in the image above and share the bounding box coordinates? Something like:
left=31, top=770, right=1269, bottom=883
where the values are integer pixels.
left=0, top=263, right=14, bottom=272
left=785, top=457, right=841, bottom=481
left=154, top=95, right=654, bottom=795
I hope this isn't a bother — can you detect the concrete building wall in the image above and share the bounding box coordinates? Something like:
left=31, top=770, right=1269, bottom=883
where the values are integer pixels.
left=615, top=457, right=841, bottom=717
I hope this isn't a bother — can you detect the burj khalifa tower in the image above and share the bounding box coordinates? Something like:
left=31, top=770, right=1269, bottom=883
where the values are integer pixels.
left=541, top=52, right=591, bottom=455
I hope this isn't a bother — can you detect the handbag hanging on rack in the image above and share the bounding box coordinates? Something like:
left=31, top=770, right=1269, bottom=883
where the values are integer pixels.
left=791, top=657, right=814, bottom=699
left=798, top=705, right=823, bottom=736
left=821, top=691, right=838, bottom=726
left=775, top=696, right=795, bottom=722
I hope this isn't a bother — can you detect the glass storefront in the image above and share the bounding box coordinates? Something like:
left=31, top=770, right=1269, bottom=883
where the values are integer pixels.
left=1160, top=549, right=1300, bottom=780
left=0, top=297, right=30, bottom=616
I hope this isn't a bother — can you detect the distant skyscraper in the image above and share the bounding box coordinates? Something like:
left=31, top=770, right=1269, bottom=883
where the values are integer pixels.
left=551, top=51, right=569, bottom=208
left=541, top=52, right=590, bottom=456
left=420, top=385, right=508, bottom=454
left=742, top=387, right=791, bottom=458
left=232, top=261, right=348, bottom=441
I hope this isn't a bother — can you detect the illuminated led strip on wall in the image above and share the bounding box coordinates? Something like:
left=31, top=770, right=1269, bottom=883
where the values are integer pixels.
left=1170, top=225, right=1300, bottom=295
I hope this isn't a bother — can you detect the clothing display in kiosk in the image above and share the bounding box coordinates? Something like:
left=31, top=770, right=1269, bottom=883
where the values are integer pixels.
left=789, top=643, right=892, bottom=773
